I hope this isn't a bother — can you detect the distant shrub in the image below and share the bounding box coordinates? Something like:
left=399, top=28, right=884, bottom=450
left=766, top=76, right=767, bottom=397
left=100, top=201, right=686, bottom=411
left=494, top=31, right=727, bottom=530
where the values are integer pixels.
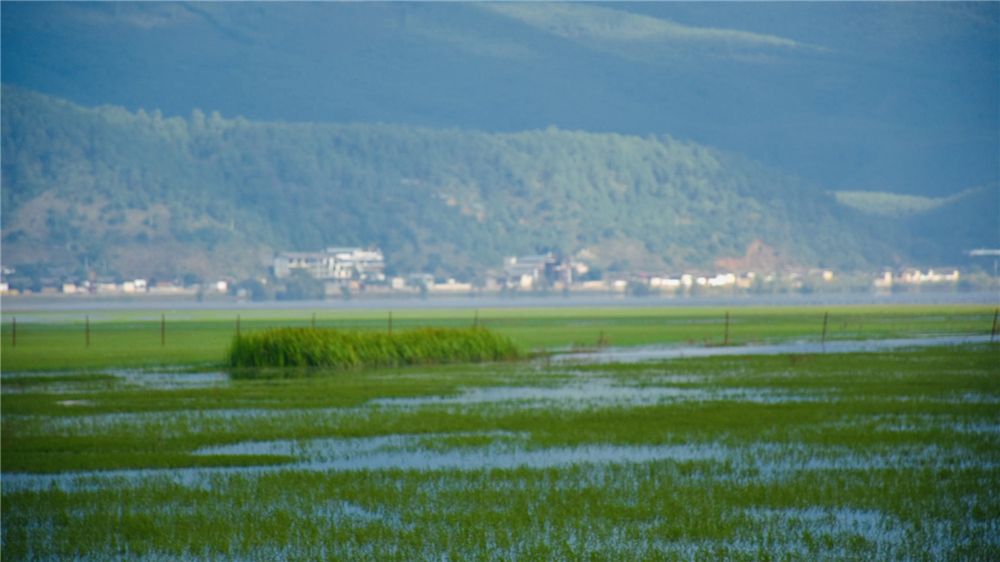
left=227, top=327, right=521, bottom=370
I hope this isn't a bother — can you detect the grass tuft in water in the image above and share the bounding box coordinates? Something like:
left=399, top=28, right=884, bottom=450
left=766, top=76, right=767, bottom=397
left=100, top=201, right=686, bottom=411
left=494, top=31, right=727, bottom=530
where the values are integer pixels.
left=227, top=327, right=522, bottom=371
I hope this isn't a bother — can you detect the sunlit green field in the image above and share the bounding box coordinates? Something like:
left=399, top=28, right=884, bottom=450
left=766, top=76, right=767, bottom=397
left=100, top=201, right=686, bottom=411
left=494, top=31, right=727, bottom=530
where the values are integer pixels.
left=1, top=304, right=998, bottom=559
left=1, top=304, right=994, bottom=371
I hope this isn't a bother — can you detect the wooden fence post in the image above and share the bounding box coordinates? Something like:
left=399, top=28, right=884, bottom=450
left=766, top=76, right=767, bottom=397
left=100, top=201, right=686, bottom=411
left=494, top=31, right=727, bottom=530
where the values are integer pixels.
left=991, top=308, right=998, bottom=342
left=821, top=311, right=829, bottom=349
left=723, top=311, right=730, bottom=346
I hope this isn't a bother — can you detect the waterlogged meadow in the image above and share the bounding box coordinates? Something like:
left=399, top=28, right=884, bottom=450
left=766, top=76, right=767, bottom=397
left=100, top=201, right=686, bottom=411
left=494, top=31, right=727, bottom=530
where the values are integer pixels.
left=2, top=332, right=998, bottom=560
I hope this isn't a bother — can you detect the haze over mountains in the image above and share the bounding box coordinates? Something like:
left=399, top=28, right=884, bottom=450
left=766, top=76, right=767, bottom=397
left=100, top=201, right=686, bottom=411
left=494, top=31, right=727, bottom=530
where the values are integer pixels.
left=1, top=2, right=997, bottom=283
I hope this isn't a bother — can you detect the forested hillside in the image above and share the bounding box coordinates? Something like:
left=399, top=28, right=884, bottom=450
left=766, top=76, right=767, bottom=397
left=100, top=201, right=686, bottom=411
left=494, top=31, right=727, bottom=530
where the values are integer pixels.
left=4, top=2, right=996, bottom=198
left=0, top=86, right=975, bottom=283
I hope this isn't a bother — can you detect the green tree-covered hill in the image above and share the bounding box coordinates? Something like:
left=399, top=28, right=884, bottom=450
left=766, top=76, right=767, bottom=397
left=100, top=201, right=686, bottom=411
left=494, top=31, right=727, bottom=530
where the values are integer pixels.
left=0, top=86, right=981, bottom=283
left=3, top=2, right=996, bottom=198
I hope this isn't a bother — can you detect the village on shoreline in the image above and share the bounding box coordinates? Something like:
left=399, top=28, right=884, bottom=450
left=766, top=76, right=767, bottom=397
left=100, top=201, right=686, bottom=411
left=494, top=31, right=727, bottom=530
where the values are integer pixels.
left=2, top=246, right=995, bottom=302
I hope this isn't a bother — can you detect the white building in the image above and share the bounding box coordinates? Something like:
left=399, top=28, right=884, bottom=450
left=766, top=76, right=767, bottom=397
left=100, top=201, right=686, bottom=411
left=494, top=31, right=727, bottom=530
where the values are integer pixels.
left=502, top=253, right=575, bottom=289
left=899, top=268, right=960, bottom=284
left=274, top=247, right=385, bottom=282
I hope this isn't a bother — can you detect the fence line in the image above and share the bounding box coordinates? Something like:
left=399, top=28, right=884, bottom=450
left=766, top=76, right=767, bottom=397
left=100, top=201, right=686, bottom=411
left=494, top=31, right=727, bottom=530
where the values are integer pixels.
left=3, top=309, right=996, bottom=351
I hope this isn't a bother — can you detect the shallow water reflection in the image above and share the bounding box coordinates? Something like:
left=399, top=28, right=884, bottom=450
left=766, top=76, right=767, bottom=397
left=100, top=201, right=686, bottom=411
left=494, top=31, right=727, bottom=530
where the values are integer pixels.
left=0, top=369, right=230, bottom=394
left=112, top=370, right=230, bottom=390
left=371, top=379, right=828, bottom=409
left=2, top=437, right=730, bottom=492
left=5, top=434, right=990, bottom=494
left=554, top=335, right=994, bottom=364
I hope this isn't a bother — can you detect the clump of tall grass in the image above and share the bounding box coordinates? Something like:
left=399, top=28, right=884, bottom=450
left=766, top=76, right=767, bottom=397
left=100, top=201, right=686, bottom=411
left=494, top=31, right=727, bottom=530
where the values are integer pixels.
left=227, top=327, right=522, bottom=370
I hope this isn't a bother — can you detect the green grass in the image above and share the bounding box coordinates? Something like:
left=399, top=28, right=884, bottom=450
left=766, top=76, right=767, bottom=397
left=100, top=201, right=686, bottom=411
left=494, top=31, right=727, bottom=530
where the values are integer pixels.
left=227, top=327, right=521, bottom=371
left=1, top=304, right=994, bottom=371
left=1, top=304, right=997, bottom=559
left=2, top=343, right=997, bottom=559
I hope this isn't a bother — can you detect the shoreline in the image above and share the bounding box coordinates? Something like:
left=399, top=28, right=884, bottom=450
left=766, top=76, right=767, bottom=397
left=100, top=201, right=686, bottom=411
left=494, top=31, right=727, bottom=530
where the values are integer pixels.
left=3, top=290, right=997, bottom=313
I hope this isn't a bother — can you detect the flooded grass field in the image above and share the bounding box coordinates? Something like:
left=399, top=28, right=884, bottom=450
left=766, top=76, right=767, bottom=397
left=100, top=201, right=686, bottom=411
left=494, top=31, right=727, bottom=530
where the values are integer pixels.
left=2, top=329, right=998, bottom=560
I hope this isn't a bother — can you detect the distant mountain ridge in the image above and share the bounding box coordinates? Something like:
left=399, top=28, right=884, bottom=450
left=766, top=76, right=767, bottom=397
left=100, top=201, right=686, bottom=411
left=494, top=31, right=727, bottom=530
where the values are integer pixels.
left=0, top=86, right=992, bottom=284
left=3, top=2, right=996, bottom=198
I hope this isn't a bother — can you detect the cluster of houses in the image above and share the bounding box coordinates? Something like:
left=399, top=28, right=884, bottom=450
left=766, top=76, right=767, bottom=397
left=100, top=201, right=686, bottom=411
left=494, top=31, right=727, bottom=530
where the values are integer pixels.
left=0, top=246, right=980, bottom=298
left=267, top=248, right=965, bottom=296
left=873, top=268, right=961, bottom=290
left=272, top=248, right=582, bottom=294
left=0, top=278, right=232, bottom=297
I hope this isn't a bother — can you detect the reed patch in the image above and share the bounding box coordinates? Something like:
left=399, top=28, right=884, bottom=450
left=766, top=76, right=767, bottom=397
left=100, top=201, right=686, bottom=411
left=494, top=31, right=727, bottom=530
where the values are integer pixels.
left=227, top=327, right=522, bottom=371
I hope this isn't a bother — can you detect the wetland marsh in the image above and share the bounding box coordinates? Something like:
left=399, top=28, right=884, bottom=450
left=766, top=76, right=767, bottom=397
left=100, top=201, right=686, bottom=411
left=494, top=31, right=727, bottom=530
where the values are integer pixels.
left=1, top=304, right=998, bottom=560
